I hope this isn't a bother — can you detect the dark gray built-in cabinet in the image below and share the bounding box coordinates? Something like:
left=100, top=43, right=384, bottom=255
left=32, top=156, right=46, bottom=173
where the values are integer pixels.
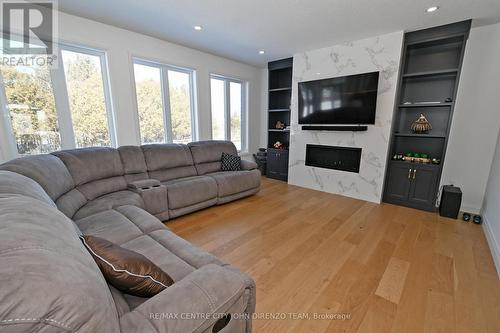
left=267, top=58, right=293, bottom=181
left=382, top=20, right=471, bottom=211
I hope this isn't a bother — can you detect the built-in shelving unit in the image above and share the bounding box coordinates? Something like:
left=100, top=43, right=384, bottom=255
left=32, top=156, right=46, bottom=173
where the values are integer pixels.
left=382, top=20, right=471, bottom=212
left=267, top=58, right=293, bottom=181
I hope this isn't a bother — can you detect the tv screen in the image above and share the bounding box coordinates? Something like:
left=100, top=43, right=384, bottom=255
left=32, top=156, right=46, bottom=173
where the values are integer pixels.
left=298, top=71, right=379, bottom=125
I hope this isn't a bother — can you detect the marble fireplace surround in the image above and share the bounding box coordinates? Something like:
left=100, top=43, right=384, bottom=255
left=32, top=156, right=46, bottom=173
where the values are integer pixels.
left=288, top=31, right=404, bottom=203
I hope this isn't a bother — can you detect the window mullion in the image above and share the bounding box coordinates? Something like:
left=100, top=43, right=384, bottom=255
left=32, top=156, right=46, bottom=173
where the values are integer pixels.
left=160, top=67, right=173, bottom=143
left=188, top=71, right=197, bottom=141
left=99, top=53, right=117, bottom=147
left=241, top=82, right=247, bottom=152
left=0, top=70, right=18, bottom=159
left=51, top=49, right=76, bottom=150
left=224, top=79, right=231, bottom=141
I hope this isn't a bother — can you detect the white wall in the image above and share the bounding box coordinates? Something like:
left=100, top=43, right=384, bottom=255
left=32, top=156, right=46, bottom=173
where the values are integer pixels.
left=0, top=10, right=263, bottom=161
left=440, top=23, right=500, bottom=213
left=482, top=131, right=500, bottom=277
left=287, top=32, right=404, bottom=203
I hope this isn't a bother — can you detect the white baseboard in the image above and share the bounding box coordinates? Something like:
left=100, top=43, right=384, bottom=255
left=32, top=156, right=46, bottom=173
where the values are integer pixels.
left=482, top=216, right=500, bottom=279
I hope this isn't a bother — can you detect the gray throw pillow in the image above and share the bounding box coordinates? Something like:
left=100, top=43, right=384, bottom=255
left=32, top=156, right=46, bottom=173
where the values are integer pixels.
left=221, top=152, right=241, bottom=171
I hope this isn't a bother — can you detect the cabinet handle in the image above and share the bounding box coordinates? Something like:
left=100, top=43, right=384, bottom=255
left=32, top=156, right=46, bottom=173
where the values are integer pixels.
left=412, top=169, right=417, bottom=180
left=408, top=168, right=412, bottom=179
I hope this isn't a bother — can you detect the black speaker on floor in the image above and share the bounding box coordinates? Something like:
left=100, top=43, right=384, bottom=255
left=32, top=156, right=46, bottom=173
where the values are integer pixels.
left=439, top=185, right=462, bottom=219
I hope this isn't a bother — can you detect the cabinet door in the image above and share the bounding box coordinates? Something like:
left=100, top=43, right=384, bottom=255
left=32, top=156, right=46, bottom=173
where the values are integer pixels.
left=384, top=163, right=412, bottom=202
left=267, top=149, right=288, bottom=181
left=277, top=150, right=289, bottom=175
left=408, top=166, right=439, bottom=208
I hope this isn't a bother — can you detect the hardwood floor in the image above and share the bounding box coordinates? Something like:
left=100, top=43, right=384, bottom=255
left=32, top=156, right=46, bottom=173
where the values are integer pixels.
left=167, top=177, right=500, bottom=333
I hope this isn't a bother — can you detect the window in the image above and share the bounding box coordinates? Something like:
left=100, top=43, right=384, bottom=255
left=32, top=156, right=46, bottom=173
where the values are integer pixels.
left=133, top=59, right=196, bottom=144
left=60, top=46, right=115, bottom=148
left=210, top=75, right=247, bottom=151
left=0, top=62, right=60, bottom=155
left=0, top=41, right=115, bottom=156
left=133, top=63, right=164, bottom=144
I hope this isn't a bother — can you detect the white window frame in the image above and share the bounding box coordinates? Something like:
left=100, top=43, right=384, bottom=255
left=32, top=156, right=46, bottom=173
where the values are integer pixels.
left=0, top=40, right=116, bottom=158
left=209, top=74, right=248, bottom=153
left=132, top=58, right=197, bottom=144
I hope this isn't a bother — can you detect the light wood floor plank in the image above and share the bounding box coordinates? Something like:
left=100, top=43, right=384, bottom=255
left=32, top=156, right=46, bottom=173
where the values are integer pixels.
left=375, top=257, right=410, bottom=304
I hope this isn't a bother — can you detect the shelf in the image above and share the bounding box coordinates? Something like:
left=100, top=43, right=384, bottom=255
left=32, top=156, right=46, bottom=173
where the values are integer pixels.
left=269, top=87, right=292, bottom=92
left=390, top=160, right=441, bottom=168
left=268, top=129, right=290, bottom=132
left=399, top=102, right=453, bottom=108
left=402, top=68, right=458, bottom=78
left=406, top=32, right=466, bottom=47
left=268, top=108, right=290, bottom=112
left=394, top=133, right=446, bottom=139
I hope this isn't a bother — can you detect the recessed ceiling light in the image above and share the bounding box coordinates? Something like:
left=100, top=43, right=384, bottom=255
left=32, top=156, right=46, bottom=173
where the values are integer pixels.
left=194, top=25, right=202, bottom=31
left=259, top=50, right=265, bottom=54
left=426, top=6, right=439, bottom=13
left=316, top=72, right=321, bottom=75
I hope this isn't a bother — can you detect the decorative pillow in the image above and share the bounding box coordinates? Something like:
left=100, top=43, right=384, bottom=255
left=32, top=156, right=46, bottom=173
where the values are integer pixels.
left=81, top=235, right=174, bottom=297
left=221, top=152, right=241, bottom=171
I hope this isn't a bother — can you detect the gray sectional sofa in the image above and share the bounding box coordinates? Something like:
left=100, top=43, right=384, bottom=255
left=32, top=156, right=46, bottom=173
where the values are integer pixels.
left=0, top=140, right=259, bottom=333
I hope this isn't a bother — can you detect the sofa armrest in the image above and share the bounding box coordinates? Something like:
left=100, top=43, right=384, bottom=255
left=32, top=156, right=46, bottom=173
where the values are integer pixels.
left=240, top=159, right=258, bottom=171
left=127, top=179, right=161, bottom=190
left=119, top=264, right=255, bottom=333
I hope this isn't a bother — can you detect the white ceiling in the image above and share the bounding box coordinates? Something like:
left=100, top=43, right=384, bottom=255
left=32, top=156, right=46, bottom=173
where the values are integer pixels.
left=58, top=0, right=500, bottom=67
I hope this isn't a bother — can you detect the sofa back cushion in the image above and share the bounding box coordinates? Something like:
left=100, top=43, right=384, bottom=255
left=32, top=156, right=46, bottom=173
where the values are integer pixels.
left=0, top=154, right=74, bottom=200
left=0, top=170, right=56, bottom=207
left=53, top=147, right=127, bottom=200
left=142, top=144, right=197, bottom=182
left=53, top=147, right=124, bottom=185
left=56, top=188, right=88, bottom=218
left=118, top=145, right=149, bottom=183
left=0, top=195, right=120, bottom=332
left=188, top=141, right=238, bottom=175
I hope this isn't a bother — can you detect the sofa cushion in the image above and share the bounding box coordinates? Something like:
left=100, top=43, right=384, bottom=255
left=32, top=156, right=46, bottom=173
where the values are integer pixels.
left=120, top=234, right=196, bottom=283
left=73, top=190, right=145, bottom=220
left=142, top=143, right=193, bottom=170
left=53, top=147, right=124, bottom=185
left=75, top=206, right=207, bottom=284
left=188, top=140, right=238, bottom=175
left=208, top=169, right=261, bottom=197
left=81, top=235, right=174, bottom=297
left=0, top=170, right=56, bottom=207
left=142, top=144, right=198, bottom=182
left=56, top=188, right=88, bottom=218
left=163, top=176, right=217, bottom=209
left=0, top=196, right=120, bottom=332
left=75, top=205, right=166, bottom=245
left=118, top=146, right=150, bottom=184
left=0, top=154, right=74, bottom=200
left=78, top=176, right=128, bottom=201
left=118, top=145, right=148, bottom=174
left=148, top=229, right=224, bottom=269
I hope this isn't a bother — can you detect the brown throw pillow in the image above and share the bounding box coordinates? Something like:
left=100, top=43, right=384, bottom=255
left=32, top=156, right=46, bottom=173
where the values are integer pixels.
left=81, top=235, right=174, bottom=297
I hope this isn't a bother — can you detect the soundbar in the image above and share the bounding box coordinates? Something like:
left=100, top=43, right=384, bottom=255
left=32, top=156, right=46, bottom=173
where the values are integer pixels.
left=301, top=125, right=368, bottom=131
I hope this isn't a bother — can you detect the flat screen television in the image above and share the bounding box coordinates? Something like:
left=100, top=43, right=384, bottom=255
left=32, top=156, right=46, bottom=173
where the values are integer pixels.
left=298, top=71, right=379, bottom=125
